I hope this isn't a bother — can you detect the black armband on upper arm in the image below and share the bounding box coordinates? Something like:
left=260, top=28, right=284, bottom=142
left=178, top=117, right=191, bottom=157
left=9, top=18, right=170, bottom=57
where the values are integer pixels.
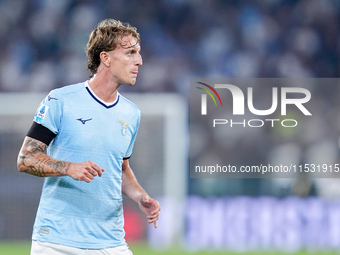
left=27, top=122, right=56, bottom=146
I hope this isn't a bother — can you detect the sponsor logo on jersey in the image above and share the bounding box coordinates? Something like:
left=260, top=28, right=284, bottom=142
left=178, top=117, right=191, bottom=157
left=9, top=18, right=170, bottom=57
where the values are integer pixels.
left=77, top=118, right=92, bottom=124
left=48, top=95, right=58, bottom=101
left=39, top=227, right=50, bottom=234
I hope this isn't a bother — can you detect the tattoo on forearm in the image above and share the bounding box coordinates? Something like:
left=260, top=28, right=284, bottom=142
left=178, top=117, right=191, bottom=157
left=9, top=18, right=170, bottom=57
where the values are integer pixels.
left=46, top=159, right=70, bottom=174
left=19, top=138, right=70, bottom=177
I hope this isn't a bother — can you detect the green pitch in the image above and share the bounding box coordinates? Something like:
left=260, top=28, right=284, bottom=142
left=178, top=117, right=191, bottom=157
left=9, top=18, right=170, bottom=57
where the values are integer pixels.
left=1, top=242, right=340, bottom=255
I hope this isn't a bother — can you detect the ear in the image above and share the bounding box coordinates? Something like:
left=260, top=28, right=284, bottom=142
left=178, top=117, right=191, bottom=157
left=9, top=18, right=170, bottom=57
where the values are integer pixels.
left=99, top=51, right=110, bottom=67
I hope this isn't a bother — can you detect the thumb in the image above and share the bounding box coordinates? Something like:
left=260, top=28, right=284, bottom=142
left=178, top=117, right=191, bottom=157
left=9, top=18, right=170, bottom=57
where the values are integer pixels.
left=142, top=196, right=150, bottom=204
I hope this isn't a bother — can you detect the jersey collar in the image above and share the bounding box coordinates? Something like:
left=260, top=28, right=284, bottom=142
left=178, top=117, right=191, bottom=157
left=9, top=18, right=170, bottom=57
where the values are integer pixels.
left=84, top=81, right=119, bottom=109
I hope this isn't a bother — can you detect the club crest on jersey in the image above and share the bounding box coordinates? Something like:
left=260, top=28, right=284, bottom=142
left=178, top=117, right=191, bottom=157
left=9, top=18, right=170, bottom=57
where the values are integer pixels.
left=118, top=119, right=131, bottom=136
left=34, top=104, right=49, bottom=124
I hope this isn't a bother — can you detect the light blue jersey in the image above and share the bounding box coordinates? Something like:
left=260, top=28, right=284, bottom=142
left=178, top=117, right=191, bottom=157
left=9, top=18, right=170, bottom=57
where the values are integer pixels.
left=31, top=81, right=141, bottom=249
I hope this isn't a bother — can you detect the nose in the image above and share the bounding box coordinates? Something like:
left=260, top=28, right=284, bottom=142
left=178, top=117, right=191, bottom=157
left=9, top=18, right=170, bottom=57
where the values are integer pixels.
left=136, top=53, right=143, bottom=66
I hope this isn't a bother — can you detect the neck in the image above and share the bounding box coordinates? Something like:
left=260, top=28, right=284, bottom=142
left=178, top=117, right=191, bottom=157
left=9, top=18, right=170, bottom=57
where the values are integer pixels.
left=88, top=74, right=120, bottom=103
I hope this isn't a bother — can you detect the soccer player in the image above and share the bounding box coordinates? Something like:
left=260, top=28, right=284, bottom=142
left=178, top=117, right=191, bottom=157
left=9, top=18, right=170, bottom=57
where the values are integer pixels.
left=17, top=19, right=161, bottom=255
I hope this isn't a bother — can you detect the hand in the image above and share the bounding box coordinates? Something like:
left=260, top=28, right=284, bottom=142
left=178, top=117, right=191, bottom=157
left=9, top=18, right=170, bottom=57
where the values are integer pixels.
left=67, top=160, right=105, bottom=183
left=138, top=195, right=161, bottom=228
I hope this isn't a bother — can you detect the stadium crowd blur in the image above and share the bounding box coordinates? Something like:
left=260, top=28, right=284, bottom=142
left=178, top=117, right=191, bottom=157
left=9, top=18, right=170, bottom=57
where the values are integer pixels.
left=1, top=0, right=339, bottom=93
left=1, top=0, right=340, bottom=198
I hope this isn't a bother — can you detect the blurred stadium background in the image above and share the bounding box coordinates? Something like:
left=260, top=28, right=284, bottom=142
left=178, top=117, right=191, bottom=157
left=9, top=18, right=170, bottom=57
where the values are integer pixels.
left=1, top=0, right=340, bottom=254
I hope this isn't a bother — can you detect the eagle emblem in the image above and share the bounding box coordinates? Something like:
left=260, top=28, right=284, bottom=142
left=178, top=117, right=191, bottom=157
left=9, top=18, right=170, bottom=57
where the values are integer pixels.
left=118, top=119, right=131, bottom=136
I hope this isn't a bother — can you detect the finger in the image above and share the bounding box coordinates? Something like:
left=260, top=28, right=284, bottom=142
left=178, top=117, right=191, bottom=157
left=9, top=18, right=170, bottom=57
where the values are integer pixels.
left=150, top=207, right=161, bottom=215
left=142, top=196, right=150, bottom=204
left=97, top=168, right=104, bottom=177
left=148, top=212, right=160, bottom=222
left=153, top=220, right=158, bottom=228
left=148, top=208, right=160, bottom=216
left=100, top=168, right=105, bottom=176
left=91, top=167, right=105, bottom=177
left=91, top=163, right=104, bottom=177
left=85, top=167, right=98, bottom=177
left=147, top=214, right=159, bottom=221
left=148, top=218, right=158, bottom=228
left=149, top=204, right=160, bottom=215
left=84, top=178, right=91, bottom=183
left=79, top=175, right=92, bottom=183
left=85, top=164, right=104, bottom=177
left=84, top=170, right=95, bottom=180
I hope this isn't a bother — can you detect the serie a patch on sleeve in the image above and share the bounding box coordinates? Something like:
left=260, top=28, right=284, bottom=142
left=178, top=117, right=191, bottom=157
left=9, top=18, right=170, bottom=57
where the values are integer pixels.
left=34, top=104, right=49, bottom=124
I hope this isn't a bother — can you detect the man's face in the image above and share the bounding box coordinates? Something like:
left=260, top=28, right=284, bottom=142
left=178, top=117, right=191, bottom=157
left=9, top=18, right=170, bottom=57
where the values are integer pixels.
left=107, top=34, right=142, bottom=86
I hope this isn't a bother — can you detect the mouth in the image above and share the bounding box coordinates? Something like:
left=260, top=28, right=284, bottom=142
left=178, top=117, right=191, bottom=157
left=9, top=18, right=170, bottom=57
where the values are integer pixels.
left=131, top=70, right=138, bottom=75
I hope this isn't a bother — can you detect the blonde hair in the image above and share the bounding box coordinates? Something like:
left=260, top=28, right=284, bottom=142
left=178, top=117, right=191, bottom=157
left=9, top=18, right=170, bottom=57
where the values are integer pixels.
left=86, top=19, right=140, bottom=77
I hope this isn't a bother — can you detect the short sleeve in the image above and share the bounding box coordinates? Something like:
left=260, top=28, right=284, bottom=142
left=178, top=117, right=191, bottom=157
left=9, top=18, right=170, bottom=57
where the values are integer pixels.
left=33, top=90, right=63, bottom=135
left=123, top=111, right=141, bottom=159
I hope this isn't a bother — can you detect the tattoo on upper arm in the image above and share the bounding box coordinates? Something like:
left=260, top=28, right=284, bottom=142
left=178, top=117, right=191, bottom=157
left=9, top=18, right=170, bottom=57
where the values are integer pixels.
left=25, top=138, right=47, bottom=153
left=19, top=138, right=70, bottom=177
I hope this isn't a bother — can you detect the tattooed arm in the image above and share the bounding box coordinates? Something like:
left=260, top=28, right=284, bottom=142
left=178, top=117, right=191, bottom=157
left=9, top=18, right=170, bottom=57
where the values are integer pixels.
left=17, top=136, right=105, bottom=182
